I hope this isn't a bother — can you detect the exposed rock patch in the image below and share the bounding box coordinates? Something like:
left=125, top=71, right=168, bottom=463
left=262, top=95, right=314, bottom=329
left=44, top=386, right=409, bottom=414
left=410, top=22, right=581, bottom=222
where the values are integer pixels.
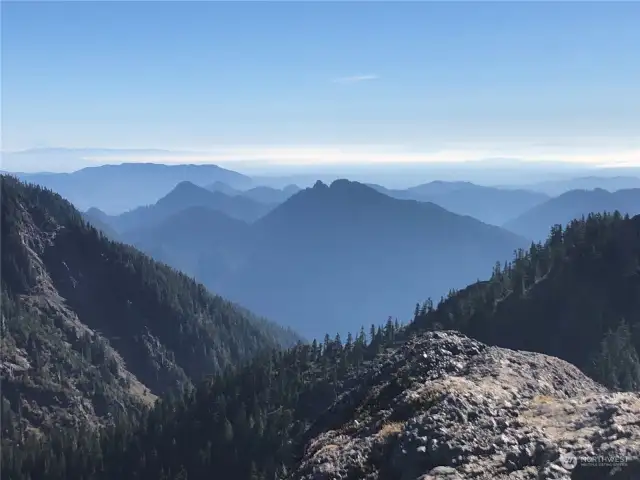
left=291, top=331, right=640, bottom=480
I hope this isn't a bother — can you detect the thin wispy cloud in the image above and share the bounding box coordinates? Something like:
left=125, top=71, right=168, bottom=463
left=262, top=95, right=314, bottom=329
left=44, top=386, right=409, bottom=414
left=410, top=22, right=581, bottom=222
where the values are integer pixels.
left=331, top=74, right=379, bottom=84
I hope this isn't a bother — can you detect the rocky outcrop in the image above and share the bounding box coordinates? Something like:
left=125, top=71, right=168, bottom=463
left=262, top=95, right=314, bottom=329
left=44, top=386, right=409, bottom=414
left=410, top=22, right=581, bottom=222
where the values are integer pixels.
left=291, top=331, right=640, bottom=480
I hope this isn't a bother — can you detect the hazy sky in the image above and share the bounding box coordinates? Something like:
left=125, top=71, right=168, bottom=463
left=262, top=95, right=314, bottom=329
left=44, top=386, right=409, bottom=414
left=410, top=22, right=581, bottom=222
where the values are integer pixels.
left=2, top=1, right=639, bottom=168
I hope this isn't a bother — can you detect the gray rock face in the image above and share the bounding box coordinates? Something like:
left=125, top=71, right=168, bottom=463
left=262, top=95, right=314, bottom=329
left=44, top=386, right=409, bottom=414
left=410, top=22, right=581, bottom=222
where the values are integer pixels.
left=290, top=331, right=640, bottom=480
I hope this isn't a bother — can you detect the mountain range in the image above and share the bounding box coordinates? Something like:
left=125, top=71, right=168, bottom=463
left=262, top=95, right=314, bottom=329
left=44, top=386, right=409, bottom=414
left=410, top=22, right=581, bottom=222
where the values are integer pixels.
left=120, top=179, right=529, bottom=339
left=366, top=181, right=550, bottom=225
left=207, top=181, right=302, bottom=204
left=515, top=175, right=640, bottom=196
left=12, top=163, right=253, bottom=214
left=14, top=161, right=640, bottom=231
left=3, top=174, right=640, bottom=480
left=503, top=187, right=640, bottom=240
left=89, top=181, right=273, bottom=233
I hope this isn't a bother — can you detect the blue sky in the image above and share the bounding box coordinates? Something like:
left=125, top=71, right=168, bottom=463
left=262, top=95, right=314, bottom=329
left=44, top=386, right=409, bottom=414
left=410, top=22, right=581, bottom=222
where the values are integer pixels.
left=2, top=1, right=639, bottom=169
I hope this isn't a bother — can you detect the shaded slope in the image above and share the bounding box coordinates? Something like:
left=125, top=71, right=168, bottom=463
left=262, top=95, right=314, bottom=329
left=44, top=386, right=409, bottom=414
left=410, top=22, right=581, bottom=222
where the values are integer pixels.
left=217, top=180, right=529, bottom=339
left=503, top=188, right=640, bottom=240
left=107, top=181, right=273, bottom=233
left=0, top=175, right=300, bottom=436
left=122, top=206, right=252, bottom=284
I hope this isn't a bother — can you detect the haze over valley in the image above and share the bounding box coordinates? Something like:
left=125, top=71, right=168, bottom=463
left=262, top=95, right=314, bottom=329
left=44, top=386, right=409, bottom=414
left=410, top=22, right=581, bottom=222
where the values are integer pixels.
left=12, top=161, right=640, bottom=340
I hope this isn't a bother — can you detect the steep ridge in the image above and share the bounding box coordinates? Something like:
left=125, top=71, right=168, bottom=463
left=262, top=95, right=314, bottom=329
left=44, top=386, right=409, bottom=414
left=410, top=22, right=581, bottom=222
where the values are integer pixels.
left=0, top=175, right=300, bottom=437
left=503, top=188, right=640, bottom=240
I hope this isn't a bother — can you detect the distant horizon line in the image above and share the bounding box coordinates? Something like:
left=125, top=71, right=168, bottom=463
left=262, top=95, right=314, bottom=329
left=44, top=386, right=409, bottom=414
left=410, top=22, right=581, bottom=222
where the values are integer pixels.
left=3, top=160, right=639, bottom=177
left=3, top=144, right=640, bottom=174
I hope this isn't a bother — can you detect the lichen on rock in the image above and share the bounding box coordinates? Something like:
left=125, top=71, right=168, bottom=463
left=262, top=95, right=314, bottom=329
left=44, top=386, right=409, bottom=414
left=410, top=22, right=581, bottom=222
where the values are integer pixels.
left=291, top=331, right=640, bottom=480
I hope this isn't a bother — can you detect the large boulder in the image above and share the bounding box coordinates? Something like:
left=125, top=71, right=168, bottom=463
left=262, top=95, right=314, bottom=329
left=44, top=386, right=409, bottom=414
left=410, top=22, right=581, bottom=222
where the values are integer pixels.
left=291, top=331, right=640, bottom=480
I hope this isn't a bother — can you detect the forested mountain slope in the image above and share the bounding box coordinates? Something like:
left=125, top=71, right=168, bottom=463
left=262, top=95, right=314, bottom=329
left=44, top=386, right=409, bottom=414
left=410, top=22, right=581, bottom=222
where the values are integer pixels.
left=0, top=175, right=299, bottom=438
left=411, top=211, right=640, bottom=391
